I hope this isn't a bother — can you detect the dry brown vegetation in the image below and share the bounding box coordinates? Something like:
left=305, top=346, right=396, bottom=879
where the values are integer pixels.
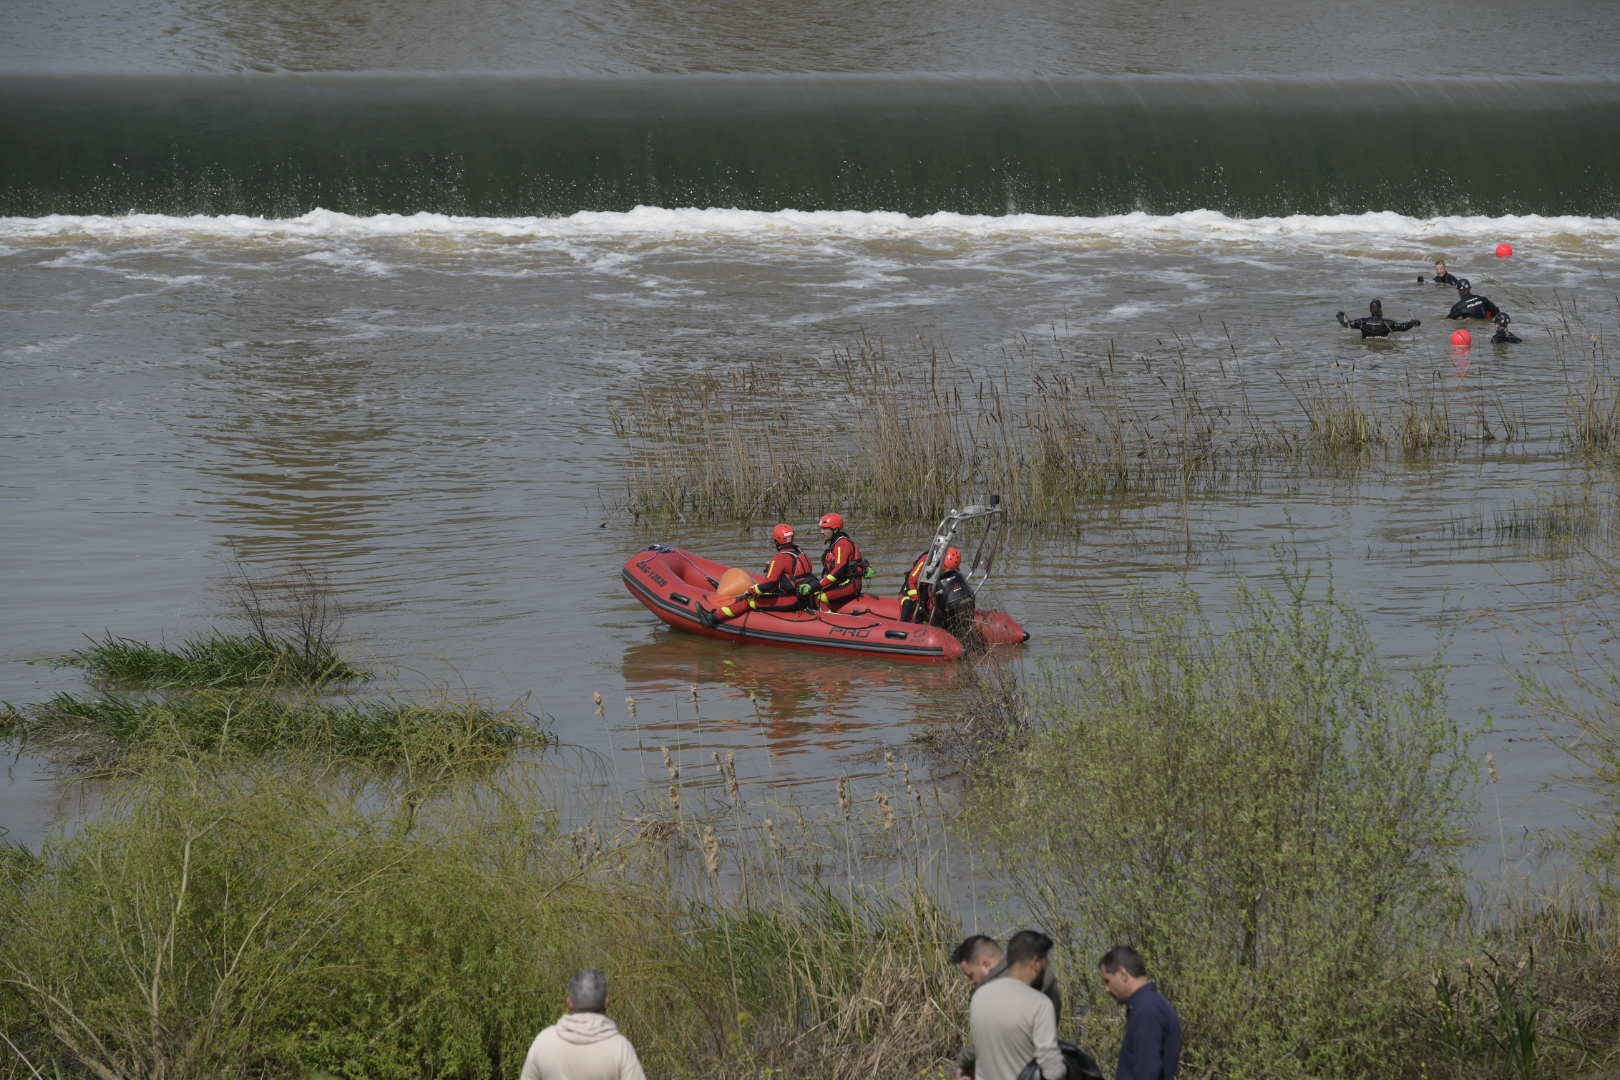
left=607, top=329, right=1596, bottom=526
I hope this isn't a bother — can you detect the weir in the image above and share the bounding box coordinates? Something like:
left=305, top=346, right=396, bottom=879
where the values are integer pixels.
left=4, top=74, right=1620, bottom=217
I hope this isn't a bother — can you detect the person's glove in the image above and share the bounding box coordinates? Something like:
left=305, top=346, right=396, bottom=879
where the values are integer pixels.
left=1336, top=311, right=1345, bottom=320
left=1416, top=275, right=1426, bottom=283
left=1411, top=319, right=1422, bottom=327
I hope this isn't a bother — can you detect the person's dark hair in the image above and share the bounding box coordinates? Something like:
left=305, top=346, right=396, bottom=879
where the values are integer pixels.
left=1004, top=929, right=1054, bottom=966
left=568, top=968, right=609, bottom=1012
left=950, top=934, right=1002, bottom=965
left=1098, top=945, right=1148, bottom=977
left=1369, top=298, right=1383, bottom=316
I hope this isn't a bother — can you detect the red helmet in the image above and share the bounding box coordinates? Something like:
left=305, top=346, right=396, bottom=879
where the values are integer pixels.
left=771, top=523, right=795, bottom=545
left=818, top=512, right=844, bottom=530
left=943, top=547, right=962, bottom=571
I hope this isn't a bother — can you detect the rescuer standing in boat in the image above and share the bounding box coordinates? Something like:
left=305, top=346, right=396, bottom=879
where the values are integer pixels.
left=815, top=512, right=869, bottom=608
left=900, top=546, right=965, bottom=624
left=701, top=523, right=814, bottom=626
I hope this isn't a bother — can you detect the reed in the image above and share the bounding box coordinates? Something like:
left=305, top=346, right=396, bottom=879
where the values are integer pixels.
left=1554, top=302, right=1620, bottom=461
left=1286, top=372, right=1384, bottom=454
left=612, top=334, right=1297, bottom=526
left=609, top=333, right=1556, bottom=527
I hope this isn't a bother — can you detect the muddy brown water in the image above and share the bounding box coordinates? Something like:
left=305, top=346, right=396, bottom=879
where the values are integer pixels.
left=4, top=211, right=1616, bottom=883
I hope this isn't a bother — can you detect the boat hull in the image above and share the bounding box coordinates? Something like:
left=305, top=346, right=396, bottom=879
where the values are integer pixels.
left=621, top=545, right=1028, bottom=662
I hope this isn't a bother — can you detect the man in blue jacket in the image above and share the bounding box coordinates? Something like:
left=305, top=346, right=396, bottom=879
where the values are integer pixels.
left=1099, top=945, right=1181, bottom=1080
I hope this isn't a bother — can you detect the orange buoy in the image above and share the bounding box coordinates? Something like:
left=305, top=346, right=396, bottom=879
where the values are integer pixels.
left=1495, top=242, right=1514, bottom=258
left=1450, top=328, right=1473, bottom=347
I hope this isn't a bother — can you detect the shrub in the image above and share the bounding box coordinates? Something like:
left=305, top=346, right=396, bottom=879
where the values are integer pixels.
left=964, top=571, right=1477, bottom=1078
left=0, top=764, right=964, bottom=1080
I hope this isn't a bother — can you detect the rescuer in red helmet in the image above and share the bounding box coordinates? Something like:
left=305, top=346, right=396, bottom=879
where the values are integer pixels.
left=699, top=523, right=815, bottom=627
left=814, top=512, right=870, bottom=609
left=900, top=545, right=963, bottom=624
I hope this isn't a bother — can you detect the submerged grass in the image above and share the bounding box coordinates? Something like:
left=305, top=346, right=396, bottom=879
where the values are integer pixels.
left=5, top=690, right=550, bottom=778
left=58, top=628, right=370, bottom=689
left=56, top=566, right=370, bottom=688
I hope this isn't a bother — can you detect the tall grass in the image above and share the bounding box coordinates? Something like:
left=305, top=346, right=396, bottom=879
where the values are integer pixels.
left=1554, top=294, right=1620, bottom=462
left=0, top=762, right=965, bottom=1080
left=609, top=335, right=1539, bottom=526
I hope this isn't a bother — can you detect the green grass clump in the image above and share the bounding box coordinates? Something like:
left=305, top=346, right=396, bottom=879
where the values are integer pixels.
left=7, top=690, right=549, bottom=778
left=59, top=629, right=371, bottom=689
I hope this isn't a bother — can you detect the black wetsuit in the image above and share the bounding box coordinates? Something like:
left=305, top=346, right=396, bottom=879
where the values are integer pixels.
left=1492, top=327, right=1522, bottom=344
left=1448, top=294, right=1500, bottom=320
left=1431, top=271, right=1460, bottom=289
left=1337, top=312, right=1420, bottom=338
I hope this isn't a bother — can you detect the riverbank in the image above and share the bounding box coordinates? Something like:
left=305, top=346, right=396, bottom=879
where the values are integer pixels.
left=4, top=572, right=1618, bottom=1079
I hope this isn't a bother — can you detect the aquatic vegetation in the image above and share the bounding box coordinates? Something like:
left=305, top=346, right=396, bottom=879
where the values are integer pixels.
left=5, top=689, right=550, bottom=780
left=610, top=334, right=1549, bottom=527
left=56, top=567, right=370, bottom=688
left=57, top=629, right=371, bottom=689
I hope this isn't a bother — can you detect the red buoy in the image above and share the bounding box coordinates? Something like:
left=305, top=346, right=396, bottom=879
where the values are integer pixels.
left=1451, top=328, right=1473, bottom=347
left=1495, top=242, right=1514, bottom=258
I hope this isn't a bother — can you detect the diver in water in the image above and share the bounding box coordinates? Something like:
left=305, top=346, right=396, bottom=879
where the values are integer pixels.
left=1419, top=259, right=1461, bottom=288
left=1448, top=279, right=1501, bottom=321
left=1491, top=311, right=1522, bottom=344
left=1336, top=299, right=1421, bottom=338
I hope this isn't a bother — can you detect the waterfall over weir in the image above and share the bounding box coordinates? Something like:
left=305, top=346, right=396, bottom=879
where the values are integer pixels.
left=5, top=74, right=1620, bottom=217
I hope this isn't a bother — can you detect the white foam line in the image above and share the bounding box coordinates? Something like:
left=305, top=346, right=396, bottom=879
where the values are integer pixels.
left=2, top=207, right=1618, bottom=246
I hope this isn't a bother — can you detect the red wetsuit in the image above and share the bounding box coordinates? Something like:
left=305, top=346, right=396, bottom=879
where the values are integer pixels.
left=716, top=544, right=813, bottom=621
left=817, top=531, right=865, bottom=607
left=899, top=550, right=933, bottom=623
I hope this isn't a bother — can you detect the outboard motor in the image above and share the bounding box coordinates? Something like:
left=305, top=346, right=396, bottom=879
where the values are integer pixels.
left=931, top=572, right=977, bottom=639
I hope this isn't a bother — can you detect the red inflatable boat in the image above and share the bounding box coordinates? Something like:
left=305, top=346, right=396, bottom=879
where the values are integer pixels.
left=621, top=545, right=1028, bottom=662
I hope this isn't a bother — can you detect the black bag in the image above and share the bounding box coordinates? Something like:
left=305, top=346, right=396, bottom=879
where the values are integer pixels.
left=1015, top=1040, right=1106, bottom=1080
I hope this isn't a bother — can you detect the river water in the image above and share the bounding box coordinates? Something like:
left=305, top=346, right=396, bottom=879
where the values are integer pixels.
left=3, top=3, right=1619, bottom=875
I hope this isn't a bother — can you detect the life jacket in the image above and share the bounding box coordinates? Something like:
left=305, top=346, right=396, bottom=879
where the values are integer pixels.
left=760, top=544, right=813, bottom=595
left=820, top=532, right=869, bottom=588
left=900, top=550, right=930, bottom=598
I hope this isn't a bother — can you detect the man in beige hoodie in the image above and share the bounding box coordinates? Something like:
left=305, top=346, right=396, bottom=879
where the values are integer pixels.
left=520, top=969, right=647, bottom=1080
left=968, top=930, right=1065, bottom=1080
